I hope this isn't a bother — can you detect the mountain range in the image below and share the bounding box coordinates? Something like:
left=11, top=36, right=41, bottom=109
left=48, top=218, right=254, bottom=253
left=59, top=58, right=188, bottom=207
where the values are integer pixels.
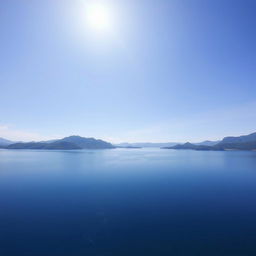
left=2, top=136, right=115, bottom=150
left=163, top=132, right=256, bottom=151
left=0, top=137, right=14, bottom=146
left=194, top=140, right=220, bottom=146
left=1, top=132, right=256, bottom=151
left=115, top=142, right=178, bottom=148
left=115, top=140, right=219, bottom=148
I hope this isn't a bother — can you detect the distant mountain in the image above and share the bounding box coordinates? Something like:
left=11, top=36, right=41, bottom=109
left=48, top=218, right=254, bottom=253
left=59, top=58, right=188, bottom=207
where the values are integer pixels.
left=0, top=137, right=14, bottom=146
left=163, top=132, right=256, bottom=151
left=116, top=141, right=219, bottom=148
left=43, top=141, right=82, bottom=150
left=195, top=140, right=220, bottom=146
left=220, top=132, right=256, bottom=144
left=3, top=132, right=256, bottom=151
left=166, top=142, right=198, bottom=150
left=5, top=135, right=115, bottom=150
left=7, top=142, right=46, bottom=149
left=115, top=142, right=178, bottom=148
left=215, top=141, right=256, bottom=151
left=7, top=141, right=81, bottom=150
left=60, top=136, right=115, bottom=149
left=162, top=142, right=213, bottom=150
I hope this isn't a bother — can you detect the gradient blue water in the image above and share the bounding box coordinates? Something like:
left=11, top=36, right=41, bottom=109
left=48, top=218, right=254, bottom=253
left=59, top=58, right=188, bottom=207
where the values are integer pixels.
left=1, top=148, right=256, bottom=256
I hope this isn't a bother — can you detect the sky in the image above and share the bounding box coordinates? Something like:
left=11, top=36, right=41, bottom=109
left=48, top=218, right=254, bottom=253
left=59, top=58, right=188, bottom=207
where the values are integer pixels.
left=0, top=0, right=255, bottom=143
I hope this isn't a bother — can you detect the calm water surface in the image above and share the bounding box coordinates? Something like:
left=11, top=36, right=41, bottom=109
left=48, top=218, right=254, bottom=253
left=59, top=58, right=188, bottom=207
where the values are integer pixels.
left=1, top=148, right=256, bottom=256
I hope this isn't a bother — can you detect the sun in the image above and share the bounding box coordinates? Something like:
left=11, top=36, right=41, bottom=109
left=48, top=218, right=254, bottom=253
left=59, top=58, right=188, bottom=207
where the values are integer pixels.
left=86, top=3, right=112, bottom=31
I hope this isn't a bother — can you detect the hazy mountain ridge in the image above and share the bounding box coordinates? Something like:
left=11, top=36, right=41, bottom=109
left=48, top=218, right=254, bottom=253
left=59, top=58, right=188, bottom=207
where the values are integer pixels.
left=116, top=140, right=219, bottom=148
left=0, top=137, right=14, bottom=146
left=5, top=136, right=115, bottom=150
left=2, top=132, right=256, bottom=151
left=163, top=132, right=256, bottom=151
left=194, top=140, right=220, bottom=146
left=221, top=132, right=256, bottom=144
left=60, top=136, right=115, bottom=149
left=7, top=141, right=81, bottom=150
left=115, top=142, right=179, bottom=148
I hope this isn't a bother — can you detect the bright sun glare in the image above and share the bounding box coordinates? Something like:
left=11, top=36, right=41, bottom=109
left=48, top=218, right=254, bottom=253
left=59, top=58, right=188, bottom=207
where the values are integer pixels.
left=86, top=3, right=112, bottom=31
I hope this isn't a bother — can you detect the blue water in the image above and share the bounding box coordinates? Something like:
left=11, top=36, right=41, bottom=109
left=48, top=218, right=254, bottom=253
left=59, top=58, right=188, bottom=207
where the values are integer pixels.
left=1, top=148, right=256, bottom=256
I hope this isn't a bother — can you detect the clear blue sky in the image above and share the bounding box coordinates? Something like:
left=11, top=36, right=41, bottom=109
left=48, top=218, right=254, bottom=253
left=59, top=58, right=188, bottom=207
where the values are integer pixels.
left=0, top=0, right=255, bottom=142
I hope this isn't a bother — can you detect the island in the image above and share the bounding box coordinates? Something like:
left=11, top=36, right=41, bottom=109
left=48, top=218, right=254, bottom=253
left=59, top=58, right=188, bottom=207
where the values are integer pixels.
left=162, top=132, right=256, bottom=151
left=5, top=136, right=115, bottom=150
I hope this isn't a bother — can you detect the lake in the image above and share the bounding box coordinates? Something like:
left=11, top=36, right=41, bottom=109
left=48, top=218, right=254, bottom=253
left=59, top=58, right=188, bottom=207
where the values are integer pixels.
left=0, top=148, right=256, bottom=256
